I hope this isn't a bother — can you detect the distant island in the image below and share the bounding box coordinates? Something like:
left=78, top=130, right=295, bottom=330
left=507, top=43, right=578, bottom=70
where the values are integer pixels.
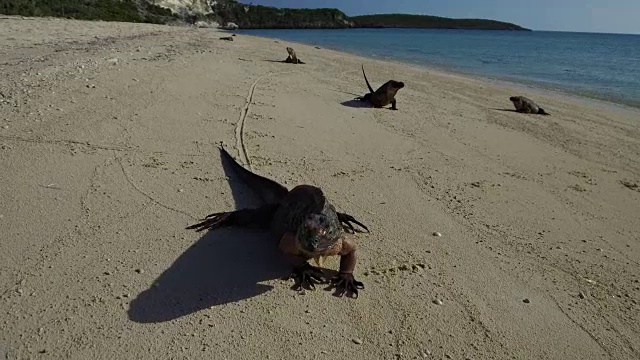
left=0, top=0, right=530, bottom=31
left=351, top=14, right=530, bottom=31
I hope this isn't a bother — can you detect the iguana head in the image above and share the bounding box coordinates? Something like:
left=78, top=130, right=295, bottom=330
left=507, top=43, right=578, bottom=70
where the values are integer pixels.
left=296, top=213, right=340, bottom=254
left=385, top=80, right=405, bottom=97
left=390, top=80, right=405, bottom=90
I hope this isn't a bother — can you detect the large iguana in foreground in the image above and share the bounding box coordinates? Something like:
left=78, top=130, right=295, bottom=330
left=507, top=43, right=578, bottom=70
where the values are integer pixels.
left=187, top=146, right=369, bottom=298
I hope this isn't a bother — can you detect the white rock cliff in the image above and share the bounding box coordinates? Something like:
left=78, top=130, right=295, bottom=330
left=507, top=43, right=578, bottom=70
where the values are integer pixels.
left=153, top=0, right=212, bottom=15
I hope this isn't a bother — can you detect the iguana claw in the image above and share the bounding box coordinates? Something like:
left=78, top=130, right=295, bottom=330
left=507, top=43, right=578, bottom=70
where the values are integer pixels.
left=337, top=212, right=369, bottom=234
left=185, top=211, right=233, bottom=232
left=287, top=263, right=326, bottom=291
left=327, top=272, right=364, bottom=299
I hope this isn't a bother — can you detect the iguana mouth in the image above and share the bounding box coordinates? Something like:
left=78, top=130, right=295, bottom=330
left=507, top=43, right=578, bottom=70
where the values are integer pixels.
left=297, top=242, right=332, bottom=256
left=297, top=232, right=339, bottom=254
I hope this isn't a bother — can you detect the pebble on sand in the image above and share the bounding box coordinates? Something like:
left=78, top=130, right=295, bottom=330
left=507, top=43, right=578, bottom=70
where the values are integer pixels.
left=433, top=299, right=443, bottom=305
left=352, top=338, right=363, bottom=344
left=523, top=298, right=531, bottom=304
left=433, top=232, right=442, bottom=237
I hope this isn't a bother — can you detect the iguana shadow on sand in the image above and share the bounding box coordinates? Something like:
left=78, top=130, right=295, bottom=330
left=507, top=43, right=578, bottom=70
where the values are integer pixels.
left=340, top=99, right=376, bottom=109
left=128, top=150, right=289, bottom=324
left=490, top=108, right=519, bottom=113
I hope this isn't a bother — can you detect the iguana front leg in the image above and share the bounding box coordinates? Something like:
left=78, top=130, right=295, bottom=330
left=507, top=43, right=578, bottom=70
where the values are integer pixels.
left=326, top=238, right=364, bottom=298
left=279, top=234, right=326, bottom=291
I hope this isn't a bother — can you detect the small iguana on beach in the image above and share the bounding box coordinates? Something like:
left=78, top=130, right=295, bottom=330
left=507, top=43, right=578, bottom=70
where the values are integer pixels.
left=186, top=146, right=369, bottom=298
left=509, top=96, right=550, bottom=115
left=356, top=65, right=405, bottom=110
left=283, top=47, right=305, bottom=64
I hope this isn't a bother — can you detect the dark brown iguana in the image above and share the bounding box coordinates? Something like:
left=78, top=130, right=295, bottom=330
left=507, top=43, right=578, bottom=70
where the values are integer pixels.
left=186, top=146, right=369, bottom=298
left=356, top=65, right=405, bottom=110
left=283, top=47, right=305, bottom=64
left=509, top=96, right=550, bottom=115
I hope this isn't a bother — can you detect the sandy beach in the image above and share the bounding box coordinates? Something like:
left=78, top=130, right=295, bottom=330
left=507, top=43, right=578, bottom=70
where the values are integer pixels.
left=1, top=16, right=639, bottom=360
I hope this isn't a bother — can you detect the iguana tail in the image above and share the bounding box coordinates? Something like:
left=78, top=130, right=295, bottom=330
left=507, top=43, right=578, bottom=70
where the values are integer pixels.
left=219, top=145, right=289, bottom=205
left=362, top=65, right=374, bottom=94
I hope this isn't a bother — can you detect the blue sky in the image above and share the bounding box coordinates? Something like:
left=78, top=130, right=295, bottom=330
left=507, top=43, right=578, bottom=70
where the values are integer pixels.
left=239, top=0, right=640, bottom=34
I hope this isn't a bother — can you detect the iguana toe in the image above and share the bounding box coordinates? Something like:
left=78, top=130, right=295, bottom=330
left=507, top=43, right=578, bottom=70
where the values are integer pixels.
left=327, top=272, right=364, bottom=299
left=287, top=263, right=326, bottom=291
left=337, top=212, right=369, bottom=233
left=185, top=212, right=233, bottom=232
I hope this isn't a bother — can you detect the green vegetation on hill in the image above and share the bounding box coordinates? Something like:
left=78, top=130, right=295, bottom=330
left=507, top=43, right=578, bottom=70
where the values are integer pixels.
left=351, top=14, right=530, bottom=31
left=0, top=0, right=529, bottom=31
left=0, top=0, right=177, bottom=24
left=209, top=1, right=352, bottom=29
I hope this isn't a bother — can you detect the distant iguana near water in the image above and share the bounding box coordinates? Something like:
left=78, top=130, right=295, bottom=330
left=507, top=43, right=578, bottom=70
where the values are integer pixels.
left=509, top=96, right=550, bottom=115
left=187, top=146, right=369, bottom=298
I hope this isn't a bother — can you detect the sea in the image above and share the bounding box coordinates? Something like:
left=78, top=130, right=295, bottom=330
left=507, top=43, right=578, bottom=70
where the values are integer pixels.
left=235, top=28, right=640, bottom=109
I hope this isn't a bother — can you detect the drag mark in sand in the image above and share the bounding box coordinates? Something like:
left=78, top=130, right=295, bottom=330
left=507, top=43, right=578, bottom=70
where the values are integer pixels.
left=234, top=70, right=293, bottom=170
left=0, top=134, right=133, bottom=153
left=116, top=157, right=198, bottom=221
left=235, top=74, right=269, bottom=171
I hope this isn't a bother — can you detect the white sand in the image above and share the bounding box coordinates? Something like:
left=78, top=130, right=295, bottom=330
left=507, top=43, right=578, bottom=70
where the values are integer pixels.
left=1, top=16, right=639, bottom=360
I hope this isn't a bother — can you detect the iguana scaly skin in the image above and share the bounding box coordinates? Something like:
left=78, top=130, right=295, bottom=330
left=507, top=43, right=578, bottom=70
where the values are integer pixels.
left=509, top=96, right=550, bottom=115
left=356, top=65, right=405, bottom=110
left=187, top=146, right=369, bottom=298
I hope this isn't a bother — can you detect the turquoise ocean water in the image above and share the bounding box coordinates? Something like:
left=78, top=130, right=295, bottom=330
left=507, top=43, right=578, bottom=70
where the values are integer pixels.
left=235, top=28, right=640, bottom=108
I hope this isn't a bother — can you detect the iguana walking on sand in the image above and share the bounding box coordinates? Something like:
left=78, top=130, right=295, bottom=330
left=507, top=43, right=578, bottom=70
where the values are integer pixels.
left=509, top=96, right=550, bottom=115
left=187, top=146, right=369, bottom=298
left=356, top=65, right=405, bottom=110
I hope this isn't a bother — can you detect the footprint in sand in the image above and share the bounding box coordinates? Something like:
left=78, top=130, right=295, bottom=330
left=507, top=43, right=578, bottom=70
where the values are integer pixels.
left=620, top=180, right=639, bottom=192
left=363, top=262, right=429, bottom=278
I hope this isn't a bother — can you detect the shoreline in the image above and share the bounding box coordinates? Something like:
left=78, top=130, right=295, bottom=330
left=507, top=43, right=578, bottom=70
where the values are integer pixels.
left=233, top=29, right=640, bottom=112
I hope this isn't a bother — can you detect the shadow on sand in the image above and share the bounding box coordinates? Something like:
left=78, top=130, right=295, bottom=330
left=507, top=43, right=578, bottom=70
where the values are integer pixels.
left=261, top=59, right=305, bottom=64
left=490, top=108, right=519, bottom=113
left=340, top=99, right=372, bottom=109
left=128, top=150, right=288, bottom=324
